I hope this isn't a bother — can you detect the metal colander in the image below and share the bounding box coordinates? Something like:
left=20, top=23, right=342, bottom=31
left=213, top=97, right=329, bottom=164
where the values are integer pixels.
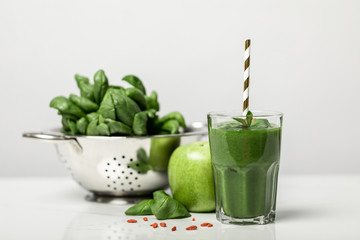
left=23, top=122, right=207, bottom=199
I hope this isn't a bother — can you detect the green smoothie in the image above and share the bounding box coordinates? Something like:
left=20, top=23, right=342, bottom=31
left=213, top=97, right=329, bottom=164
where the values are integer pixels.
left=209, top=120, right=281, bottom=221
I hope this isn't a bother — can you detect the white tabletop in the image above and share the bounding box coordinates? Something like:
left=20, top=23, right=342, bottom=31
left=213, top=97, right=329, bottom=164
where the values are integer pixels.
left=0, top=175, right=359, bottom=240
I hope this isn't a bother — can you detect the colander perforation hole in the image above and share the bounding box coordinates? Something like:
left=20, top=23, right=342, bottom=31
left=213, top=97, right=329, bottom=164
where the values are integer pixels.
left=104, top=154, right=148, bottom=194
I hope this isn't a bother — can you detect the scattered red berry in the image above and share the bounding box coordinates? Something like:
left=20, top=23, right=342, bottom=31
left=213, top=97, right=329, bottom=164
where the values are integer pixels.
left=186, top=225, right=197, bottom=230
left=192, top=218, right=195, bottom=221
left=127, top=219, right=137, bottom=223
left=143, top=217, right=148, bottom=221
left=160, top=222, right=166, bottom=227
left=200, top=222, right=211, bottom=227
left=151, top=223, right=158, bottom=228
left=171, top=226, right=177, bottom=231
left=207, top=223, right=213, bottom=227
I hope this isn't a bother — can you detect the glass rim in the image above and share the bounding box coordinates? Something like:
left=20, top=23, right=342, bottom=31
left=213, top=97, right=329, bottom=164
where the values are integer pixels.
left=207, top=110, right=283, bottom=118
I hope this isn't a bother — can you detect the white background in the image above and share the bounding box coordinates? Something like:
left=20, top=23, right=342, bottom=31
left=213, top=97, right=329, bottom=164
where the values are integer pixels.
left=1, top=0, right=359, bottom=176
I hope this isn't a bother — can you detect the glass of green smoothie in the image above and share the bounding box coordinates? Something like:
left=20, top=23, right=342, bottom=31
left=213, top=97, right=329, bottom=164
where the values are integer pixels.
left=208, top=110, right=283, bottom=225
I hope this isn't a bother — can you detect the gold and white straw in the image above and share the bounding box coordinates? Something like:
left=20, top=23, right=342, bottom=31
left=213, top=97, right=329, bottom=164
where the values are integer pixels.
left=243, top=39, right=251, bottom=116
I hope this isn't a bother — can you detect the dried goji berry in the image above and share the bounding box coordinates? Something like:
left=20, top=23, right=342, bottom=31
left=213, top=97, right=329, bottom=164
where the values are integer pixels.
left=171, top=226, right=176, bottom=231
left=152, top=223, right=158, bottom=228
left=192, top=218, right=195, bottom=221
left=207, top=223, right=213, bottom=227
left=186, top=225, right=197, bottom=230
left=200, top=222, right=211, bottom=227
left=127, top=219, right=137, bottom=223
left=143, top=217, right=148, bottom=221
left=160, top=222, right=166, bottom=227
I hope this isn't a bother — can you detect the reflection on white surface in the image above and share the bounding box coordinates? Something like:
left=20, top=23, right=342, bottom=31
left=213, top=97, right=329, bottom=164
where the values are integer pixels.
left=218, top=224, right=275, bottom=240
left=2, top=176, right=360, bottom=239
left=62, top=204, right=276, bottom=240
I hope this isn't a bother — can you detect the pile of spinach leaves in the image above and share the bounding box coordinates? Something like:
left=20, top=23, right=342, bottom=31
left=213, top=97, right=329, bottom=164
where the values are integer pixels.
left=50, top=70, right=186, bottom=136
left=125, top=190, right=191, bottom=220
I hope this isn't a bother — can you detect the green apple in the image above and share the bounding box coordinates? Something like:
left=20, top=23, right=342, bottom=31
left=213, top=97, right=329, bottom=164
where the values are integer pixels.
left=149, top=137, right=180, bottom=171
left=168, top=142, right=215, bottom=212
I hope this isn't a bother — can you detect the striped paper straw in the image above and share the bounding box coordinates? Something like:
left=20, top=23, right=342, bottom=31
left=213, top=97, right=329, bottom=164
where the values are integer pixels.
left=243, top=39, right=251, bottom=115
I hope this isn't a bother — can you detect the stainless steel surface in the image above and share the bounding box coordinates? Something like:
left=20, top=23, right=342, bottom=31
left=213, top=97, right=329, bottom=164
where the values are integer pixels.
left=22, top=132, right=83, bottom=153
left=85, top=193, right=152, bottom=204
left=23, top=122, right=207, bottom=197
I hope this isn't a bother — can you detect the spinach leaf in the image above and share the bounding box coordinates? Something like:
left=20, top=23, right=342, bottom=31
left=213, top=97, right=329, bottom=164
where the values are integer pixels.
left=68, top=120, right=78, bottom=135
left=76, top=117, right=89, bottom=135
left=50, top=96, right=85, bottom=118
left=104, top=118, right=132, bottom=135
left=109, top=85, right=125, bottom=92
left=99, top=88, right=141, bottom=127
left=150, top=190, right=191, bottom=220
left=233, top=111, right=254, bottom=128
left=157, top=111, right=186, bottom=128
left=145, top=91, right=159, bottom=111
left=128, top=148, right=151, bottom=174
left=111, top=89, right=141, bottom=126
left=133, top=111, right=149, bottom=136
left=125, top=88, right=147, bottom=110
left=86, top=115, right=110, bottom=136
left=122, top=75, right=146, bottom=95
left=125, top=199, right=154, bottom=215
left=69, top=94, right=99, bottom=112
left=132, top=109, right=159, bottom=136
left=160, top=119, right=180, bottom=134
left=86, top=112, right=99, bottom=123
left=98, top=89, right=116, bottom=120
left=74, top=74, right=89, bottom=86
left=93, top=70, right=109, bottom=104
left=246, top=110, right=253, bottom=127
left=61, top=114, right=78, bottom=131
left=137, top=148, right=148, bottom=163
left=128, top=160, right=151, bottom=174
left=145, top=109, right=157, bottom=119
left=75, top=74, right=95, bottom=102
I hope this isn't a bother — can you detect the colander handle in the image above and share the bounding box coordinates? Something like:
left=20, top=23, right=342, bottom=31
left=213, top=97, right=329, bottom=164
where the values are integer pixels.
left=22, top=132, right=83, bottom=153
